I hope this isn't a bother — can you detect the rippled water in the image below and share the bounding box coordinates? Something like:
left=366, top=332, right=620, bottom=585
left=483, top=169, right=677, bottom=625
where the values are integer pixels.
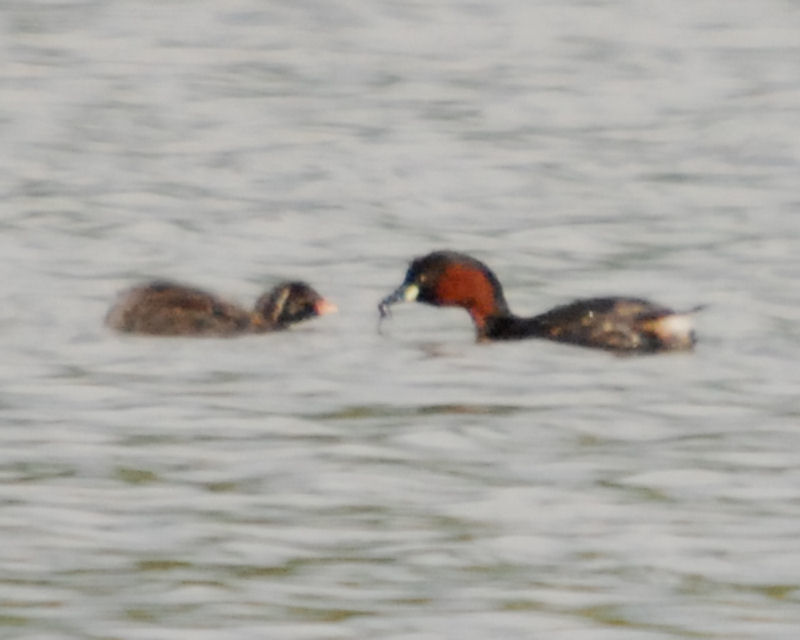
left=3, top=1, right=800, bottom=638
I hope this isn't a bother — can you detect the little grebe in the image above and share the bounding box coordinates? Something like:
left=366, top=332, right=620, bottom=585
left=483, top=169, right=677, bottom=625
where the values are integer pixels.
left=379, top=251, right=697, bottom=353
left=107, top=280, right=336, bottom=336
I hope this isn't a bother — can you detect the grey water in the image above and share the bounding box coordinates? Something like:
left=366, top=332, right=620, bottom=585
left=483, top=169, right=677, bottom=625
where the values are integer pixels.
left=2, top=1, right=800, bottom=638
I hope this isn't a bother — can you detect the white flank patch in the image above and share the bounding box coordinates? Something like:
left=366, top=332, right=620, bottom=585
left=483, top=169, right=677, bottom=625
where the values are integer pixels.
left=658, top=313, right=694, bottom=337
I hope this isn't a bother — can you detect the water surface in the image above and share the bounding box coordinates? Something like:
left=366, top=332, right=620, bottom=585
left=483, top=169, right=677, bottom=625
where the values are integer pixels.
left=2, top=1, right=800, bottom=638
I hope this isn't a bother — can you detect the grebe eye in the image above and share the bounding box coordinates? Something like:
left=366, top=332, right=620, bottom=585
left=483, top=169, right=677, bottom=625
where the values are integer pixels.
left=418, top=274, right=427, bottom=284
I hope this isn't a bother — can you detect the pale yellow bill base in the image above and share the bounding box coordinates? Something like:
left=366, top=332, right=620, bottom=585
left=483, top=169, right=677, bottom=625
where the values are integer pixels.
left=378, top=283, right=419, bottom=320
